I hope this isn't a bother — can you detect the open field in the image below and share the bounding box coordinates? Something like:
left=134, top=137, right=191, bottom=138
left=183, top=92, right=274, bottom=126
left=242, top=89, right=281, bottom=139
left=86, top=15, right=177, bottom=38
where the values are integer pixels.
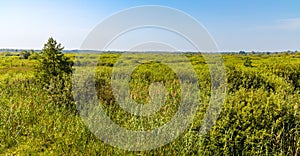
left=0, top=51, right=300, bottom=155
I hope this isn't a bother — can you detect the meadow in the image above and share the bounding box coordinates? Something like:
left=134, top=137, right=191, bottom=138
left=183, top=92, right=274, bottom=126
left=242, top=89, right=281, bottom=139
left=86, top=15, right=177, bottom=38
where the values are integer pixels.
left=0, top=51, right=300, bottom=155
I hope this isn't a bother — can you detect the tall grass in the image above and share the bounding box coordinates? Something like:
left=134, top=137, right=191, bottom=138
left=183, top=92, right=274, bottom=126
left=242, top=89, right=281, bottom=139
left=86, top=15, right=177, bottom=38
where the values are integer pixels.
left=0, top=52, right=299, bottom=155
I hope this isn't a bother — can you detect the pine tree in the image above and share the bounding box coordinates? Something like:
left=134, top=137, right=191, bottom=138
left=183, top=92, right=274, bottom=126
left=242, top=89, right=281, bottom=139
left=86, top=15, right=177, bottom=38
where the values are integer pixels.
left=35, top=37, right=74, bottom=108
left=37, top=37, right=72, bottom=83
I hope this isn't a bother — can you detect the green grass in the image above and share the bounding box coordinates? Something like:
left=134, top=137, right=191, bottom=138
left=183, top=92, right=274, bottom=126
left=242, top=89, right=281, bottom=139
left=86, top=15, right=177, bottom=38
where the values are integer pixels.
left=0, top=52, right=300, bottom=155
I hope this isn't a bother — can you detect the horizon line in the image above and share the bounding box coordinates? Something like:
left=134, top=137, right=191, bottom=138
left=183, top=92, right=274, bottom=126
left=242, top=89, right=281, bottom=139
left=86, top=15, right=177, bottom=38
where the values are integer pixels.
left=0, top=48, right=298, bottom=53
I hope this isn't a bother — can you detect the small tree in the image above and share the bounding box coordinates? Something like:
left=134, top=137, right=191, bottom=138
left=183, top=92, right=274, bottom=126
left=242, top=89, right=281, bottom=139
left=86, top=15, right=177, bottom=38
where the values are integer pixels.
left=20, top=50, right=31, bottom=59
left=37, top=37, right=72, bottom=82
left=35, top=37, right=74, bottom=108
left=239, top=51, right=246, bottom=55
left=244, top=57, right=253, bottom=67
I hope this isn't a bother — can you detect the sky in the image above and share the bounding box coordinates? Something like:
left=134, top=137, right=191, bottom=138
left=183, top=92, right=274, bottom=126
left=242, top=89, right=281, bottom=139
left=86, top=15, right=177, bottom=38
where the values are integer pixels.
left=0, top=0, right=300, bottom=52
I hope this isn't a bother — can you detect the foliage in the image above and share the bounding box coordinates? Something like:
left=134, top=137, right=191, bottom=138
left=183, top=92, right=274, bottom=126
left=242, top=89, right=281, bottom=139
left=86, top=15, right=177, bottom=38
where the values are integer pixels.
left=199, top=88, right=299, bottom=155
left=28, top=53, right=40, bottom=60
left=243, top=57, right=253, bottom=67
left=239, top=51, right=246, bottom=55
left=34, top=37, right=74, bottom=108
left=35, top=37, right=73, bottom=84
left=19, top=50, right=31, bottom=59
left=0, top=52, right=300, bottom=155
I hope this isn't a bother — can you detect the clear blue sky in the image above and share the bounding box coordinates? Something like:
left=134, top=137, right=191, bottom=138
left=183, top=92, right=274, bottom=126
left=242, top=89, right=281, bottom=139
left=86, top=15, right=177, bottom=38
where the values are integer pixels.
left=0, top=0, right=300, bottom=52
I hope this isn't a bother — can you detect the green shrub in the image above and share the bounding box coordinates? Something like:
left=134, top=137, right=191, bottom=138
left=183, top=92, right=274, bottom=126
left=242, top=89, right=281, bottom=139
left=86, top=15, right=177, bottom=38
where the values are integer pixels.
left=244, top=57, right=253, bottom=67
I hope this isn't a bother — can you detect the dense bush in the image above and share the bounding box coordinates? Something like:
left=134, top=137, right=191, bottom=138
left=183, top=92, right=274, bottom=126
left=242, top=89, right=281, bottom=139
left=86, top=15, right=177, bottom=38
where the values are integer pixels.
left=227, top=65, right=293, bottom=93
left=260, top=62, right=300, bottom=90
left=199, top=88, right=300, bottom=155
